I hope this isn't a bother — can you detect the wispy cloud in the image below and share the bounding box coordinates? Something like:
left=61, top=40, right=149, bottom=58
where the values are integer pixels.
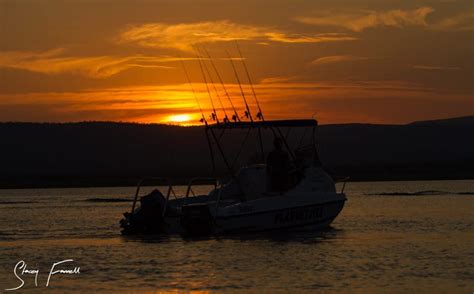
left=295, top=7, right=435, bottom=32
left=296, top=7, right=474, bottom=32
left=431, top=12, right=474, bottom=31
left=263, top=32, right=357, bottom=44
left=260, top=75, right=301, bottom=84
left=1, top=79, right=460, bottom=124
left=310, top=55, right=373, bottom=66
left=118, top=20, right=357, bottom=51
left=413, top=65, right=461, bottom=70
left=0, top=48, right=176, bottom=78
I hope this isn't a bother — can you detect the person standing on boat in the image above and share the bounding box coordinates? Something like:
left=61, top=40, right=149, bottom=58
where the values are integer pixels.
left=267, top=137, right=290, bottom=191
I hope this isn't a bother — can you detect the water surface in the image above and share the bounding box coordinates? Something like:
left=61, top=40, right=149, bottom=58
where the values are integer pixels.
left=0, top=180, right=473, bottom=293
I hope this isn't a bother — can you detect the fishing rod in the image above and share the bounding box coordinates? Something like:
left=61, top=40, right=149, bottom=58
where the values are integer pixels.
left=235, top=42, right=264, bottom=121
left=194, top=47, right=219, bottom=123
left=234, top=43, right=266, bottom=161
left=179, top=54, right=206, bottom=124
left=197, top=47, right=229, bottom=123
left=203, top=47, right=240, bottom=123
left=227, top=50, right=253, bottom=122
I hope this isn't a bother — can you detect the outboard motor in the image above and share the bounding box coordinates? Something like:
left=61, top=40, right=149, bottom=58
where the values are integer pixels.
left=120, top=189, right=168, bottom=235
left=180, top=203, right=213, bottom=236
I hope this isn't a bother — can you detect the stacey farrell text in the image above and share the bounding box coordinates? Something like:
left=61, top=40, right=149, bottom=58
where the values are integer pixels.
left=4, top=259, right=80, bottom=291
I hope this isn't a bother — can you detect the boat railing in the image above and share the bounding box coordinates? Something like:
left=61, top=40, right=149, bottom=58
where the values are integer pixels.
left=131, top=177, right=221, bottom=215
left=185, top=177, right=219, bottom=205
left=130, top=177, right=176, bottom=216
left=335, top=176, right=350, bottom=193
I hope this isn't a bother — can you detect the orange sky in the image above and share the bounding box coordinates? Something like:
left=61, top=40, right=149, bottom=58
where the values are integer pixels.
left=0, top=0, right=473, bottom=125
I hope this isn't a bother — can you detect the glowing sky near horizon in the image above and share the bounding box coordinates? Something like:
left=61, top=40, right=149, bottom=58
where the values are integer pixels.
left=0, top=0, right=473, bottom=125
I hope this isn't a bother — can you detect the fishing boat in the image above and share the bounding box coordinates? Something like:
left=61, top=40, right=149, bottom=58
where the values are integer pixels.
left=120, top=119, right=347, bottom=236
left=119, top=47, right=347, bottom=236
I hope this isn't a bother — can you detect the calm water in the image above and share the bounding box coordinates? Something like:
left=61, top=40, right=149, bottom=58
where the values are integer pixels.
left=0, top=180, right=473, bottom=293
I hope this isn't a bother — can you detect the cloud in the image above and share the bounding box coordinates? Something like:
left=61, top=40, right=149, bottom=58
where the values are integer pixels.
left=413, top=65, right=461, bottom=70
left=263, top=32, right=357, bottom=44
left=118, top=20, right=357, bottom=51
left=260, top=75, right=301, bottom=84
left=295, top=7, right=435, bottom=32
left=1, top=80, right=471, bottom=124
left=0, top=48, right=176, bottom=78
left=310, top=55, right=373, bottom=66
left=431, top=12, right=474, bottom=31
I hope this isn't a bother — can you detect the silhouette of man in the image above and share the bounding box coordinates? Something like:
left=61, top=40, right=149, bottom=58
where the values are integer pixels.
left=267, top=137, right=290, bottom=191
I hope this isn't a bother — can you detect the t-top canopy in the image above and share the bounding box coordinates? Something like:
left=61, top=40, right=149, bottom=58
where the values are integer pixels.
left=206, top=119, right=318, bottom=129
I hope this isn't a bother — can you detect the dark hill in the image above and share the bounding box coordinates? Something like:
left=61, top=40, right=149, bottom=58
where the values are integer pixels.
left=0, top=116, right=473, bottom=188
left=408, top=116, right=474, bottom=126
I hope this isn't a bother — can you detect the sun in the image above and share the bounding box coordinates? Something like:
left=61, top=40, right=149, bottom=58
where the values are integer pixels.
left=166, top=114, right=193, bottom=125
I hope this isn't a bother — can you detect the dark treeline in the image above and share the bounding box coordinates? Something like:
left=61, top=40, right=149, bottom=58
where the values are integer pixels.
left=0, top=116, right=473, bottom=188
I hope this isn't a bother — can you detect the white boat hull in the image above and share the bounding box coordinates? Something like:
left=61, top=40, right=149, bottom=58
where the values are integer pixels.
left=121, top=168, right=348, bottom=236
left=212, top=192, right=346, bottom=234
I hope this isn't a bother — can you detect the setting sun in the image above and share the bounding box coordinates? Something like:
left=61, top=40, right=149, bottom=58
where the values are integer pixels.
left=166, top=114, right=194, bottom=125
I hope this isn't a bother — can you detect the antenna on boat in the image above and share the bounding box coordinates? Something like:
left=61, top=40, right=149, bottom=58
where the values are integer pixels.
left=179, top=54, right=206, bottom=124
left=203, top=47, right=240, bottom=123
left=197, top=46, right=229, bottom=123
left=194, top=46, right=219, bottom=123
left=235, top=42, right=264, bottom=121
left=227, top=50, right=253, bottom=122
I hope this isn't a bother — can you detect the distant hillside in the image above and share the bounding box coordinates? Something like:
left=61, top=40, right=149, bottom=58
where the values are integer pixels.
left=409, top=116, right=474, bottom=126
left=0, top=116, right=473, bottom=188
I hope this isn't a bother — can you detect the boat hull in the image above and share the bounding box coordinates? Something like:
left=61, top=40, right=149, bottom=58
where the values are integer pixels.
left=213, top=195, right=346, bottom=234
left=122, top=192, right=346, bottom=236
